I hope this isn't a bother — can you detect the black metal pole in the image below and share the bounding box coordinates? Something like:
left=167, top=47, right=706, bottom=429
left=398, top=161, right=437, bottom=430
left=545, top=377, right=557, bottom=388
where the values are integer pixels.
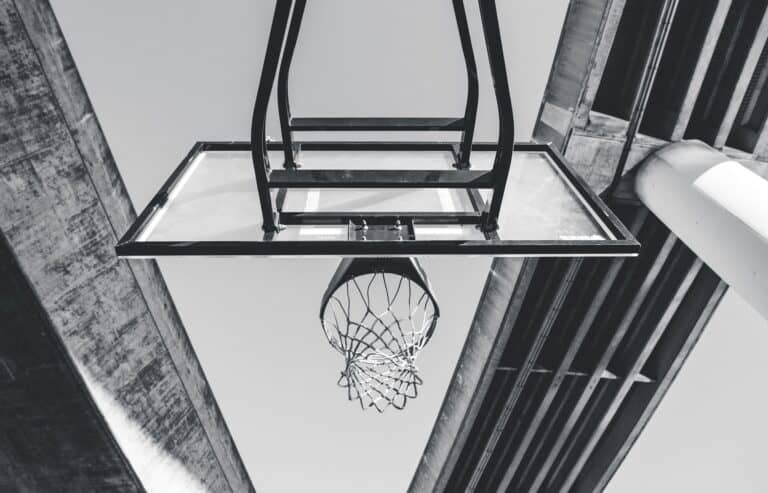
left=478, top=0, right=515, bottom=232
left=453, top=0, right=480, bottom=169
left=277, top=0, right=307, bottom=169
left=251, top=0, right=294, bottom=232
left=605, top=0, right=679, bottom=198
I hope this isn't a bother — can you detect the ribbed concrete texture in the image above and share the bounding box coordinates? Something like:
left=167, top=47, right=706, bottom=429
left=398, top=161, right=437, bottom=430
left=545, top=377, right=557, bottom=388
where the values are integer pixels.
left=533, top=0, right=768, bottom=194
left=412, top=0, right=758, bottom=490
left=0, top=1, right=254, bottom=491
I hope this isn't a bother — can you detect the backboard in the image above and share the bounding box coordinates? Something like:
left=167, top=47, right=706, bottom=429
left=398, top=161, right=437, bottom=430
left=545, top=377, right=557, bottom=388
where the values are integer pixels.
left=115, top=0, right=639, bottom=413
left=116, top=141, right=639, bottom=258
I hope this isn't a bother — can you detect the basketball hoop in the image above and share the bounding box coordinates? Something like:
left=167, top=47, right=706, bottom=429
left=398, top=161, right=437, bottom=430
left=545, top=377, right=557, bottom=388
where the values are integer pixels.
left=320, top=258, right=439, bottom=412
left=115, top=0, right=640, bottom=415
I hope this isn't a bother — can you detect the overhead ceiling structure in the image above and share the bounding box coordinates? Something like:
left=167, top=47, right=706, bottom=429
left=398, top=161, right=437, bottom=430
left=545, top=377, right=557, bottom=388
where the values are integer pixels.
left=414, top=207, right=726, bottom=492
left=413, top=0, right=767, bottom=491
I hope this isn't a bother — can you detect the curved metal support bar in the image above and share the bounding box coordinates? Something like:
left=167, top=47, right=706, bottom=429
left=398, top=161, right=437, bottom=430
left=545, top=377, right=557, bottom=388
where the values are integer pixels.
left=274, top=0, right=481, bottom=162
left=277, top=0, right=308, bottom=169
left=478, top=0, right=515, bottom=232
left=251, top=0, right=294, bottom=232
left=453, top=0, right=480, bottom=168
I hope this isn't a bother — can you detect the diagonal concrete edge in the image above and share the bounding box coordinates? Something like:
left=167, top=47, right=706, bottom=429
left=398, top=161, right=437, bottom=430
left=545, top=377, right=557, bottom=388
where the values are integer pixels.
left=409, top=258, right=537, bottom=493
left=0, top=1, right=255, bottom=491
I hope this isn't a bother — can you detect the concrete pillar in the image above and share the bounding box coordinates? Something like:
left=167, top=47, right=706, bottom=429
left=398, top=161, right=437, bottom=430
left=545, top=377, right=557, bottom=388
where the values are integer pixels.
left=635, top=140, right=768, bottom=320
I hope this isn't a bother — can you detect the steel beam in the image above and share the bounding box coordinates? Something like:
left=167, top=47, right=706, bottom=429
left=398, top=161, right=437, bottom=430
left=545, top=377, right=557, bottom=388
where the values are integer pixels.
left=453, top=0, right=480, bottom=167
left=250, top=0, right=294, bottom=231
left=477, top=0, right=516, bottom=232
left=277, top=0, right=307, bottom=168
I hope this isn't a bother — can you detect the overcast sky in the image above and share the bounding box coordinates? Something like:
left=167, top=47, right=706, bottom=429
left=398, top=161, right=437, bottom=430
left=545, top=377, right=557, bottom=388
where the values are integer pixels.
left=51, top=1, right=767, bottom=491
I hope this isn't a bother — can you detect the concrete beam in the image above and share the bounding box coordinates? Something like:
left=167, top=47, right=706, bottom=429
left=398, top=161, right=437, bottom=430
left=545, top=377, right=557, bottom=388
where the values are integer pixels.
left=495, top=259, right=624, bottom=493
left=670, top=0, right=734, bottom=141
left=564, top=128, right=667, bottom=193
left=750, top=118, right=768, bottom=161
left=533, top=0, right=620, bottom=149
left=749, top=74, right=768, bottom=160
left=0, top=1, right=254, bottom=491
left=713, top=7, right=768, bottom=148
left=573, top=0, right=628, bottom=129
left=561, top=257, right=704, bottom=492
left=466, top=260, right=583, bottom=492
left=408, top=259, right=535, bottom=493
left=588, top=270, right=727, bottom=492
left=528, top=225, right=677, bottom=492
left=0, top=230, right=142, bottom=491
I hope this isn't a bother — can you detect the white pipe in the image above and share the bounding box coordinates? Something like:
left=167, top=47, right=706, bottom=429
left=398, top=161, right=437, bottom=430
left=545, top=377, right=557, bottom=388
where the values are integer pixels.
left=635, top=140, right=768, bottom=321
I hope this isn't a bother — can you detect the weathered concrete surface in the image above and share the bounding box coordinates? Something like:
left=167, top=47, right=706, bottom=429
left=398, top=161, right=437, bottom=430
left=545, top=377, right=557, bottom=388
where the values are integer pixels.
left=0, top=231, right=142, bottom=492
left=565, top=124, right=768, bottom=194
left=713, top=6, right=768, bottom=149
left=534, top=0, right=768, bottom=195
left=408, top=259, right=535, bottom=493
left=565, top=129, right=667, bottom=192
left=669, top=0, right=734, bottom=141
left=533, top=0, right=618, bottom=149
left=0, top=1, right=253, bottom=491
left=572, top=0, right=627, bottom=129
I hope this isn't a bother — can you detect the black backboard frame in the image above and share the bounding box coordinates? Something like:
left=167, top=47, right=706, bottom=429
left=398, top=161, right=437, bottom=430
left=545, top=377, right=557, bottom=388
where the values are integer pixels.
left=116, top=141, right=640, bottom=258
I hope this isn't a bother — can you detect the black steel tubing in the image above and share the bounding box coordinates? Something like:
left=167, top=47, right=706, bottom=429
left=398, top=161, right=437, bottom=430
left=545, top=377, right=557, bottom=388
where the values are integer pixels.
left=278, top=212, right=482, bottom=226
left=268, top=169, right=493, bottom=188
left=272, top=0, right=480, bottom=157
left=290, top=117, right=466, bottom=131
left=453, top=0, right=480, bottom=168
left=251, top=0, right=294, bottom=232
left=478, top=0, right=515, bottom=232
left=254, top=2, right=511, bottom=233
left=605, top=0, right=679, bottom=198
left=277, top=0, right=307, bottom=169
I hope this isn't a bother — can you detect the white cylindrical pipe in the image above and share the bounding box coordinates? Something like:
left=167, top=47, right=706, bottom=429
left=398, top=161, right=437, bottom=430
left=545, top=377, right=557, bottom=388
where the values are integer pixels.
left=635, top=140, right=768, bottom=320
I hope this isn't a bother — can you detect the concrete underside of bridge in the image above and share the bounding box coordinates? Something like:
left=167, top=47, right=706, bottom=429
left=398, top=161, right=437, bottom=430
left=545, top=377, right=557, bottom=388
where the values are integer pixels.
left=412, top=0, right=767, bottom=491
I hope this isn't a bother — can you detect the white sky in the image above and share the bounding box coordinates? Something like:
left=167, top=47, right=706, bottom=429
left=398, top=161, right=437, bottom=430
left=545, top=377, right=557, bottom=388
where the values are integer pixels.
left=50, top=1, right=768, bottom=491
left=606, top=291, right=768, bottom=492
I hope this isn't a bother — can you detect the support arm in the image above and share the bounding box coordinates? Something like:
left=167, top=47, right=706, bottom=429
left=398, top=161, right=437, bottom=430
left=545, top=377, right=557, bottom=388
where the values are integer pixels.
left=453, top=0, right=480, bottom=168
left=251, top=0, right=295, bottom=232
left=478, top=0, right=515, bottom=232
left=277, top=0, right=308, bottom=169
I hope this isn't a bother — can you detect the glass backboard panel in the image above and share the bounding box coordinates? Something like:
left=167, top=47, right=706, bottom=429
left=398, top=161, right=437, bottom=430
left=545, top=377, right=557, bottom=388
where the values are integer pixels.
left=117, top=142, right=638, bottom=257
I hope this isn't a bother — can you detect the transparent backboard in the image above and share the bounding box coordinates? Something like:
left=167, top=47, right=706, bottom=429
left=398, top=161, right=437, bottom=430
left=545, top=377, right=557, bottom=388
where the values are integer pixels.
left=117, top=142, right=638, bottom=257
